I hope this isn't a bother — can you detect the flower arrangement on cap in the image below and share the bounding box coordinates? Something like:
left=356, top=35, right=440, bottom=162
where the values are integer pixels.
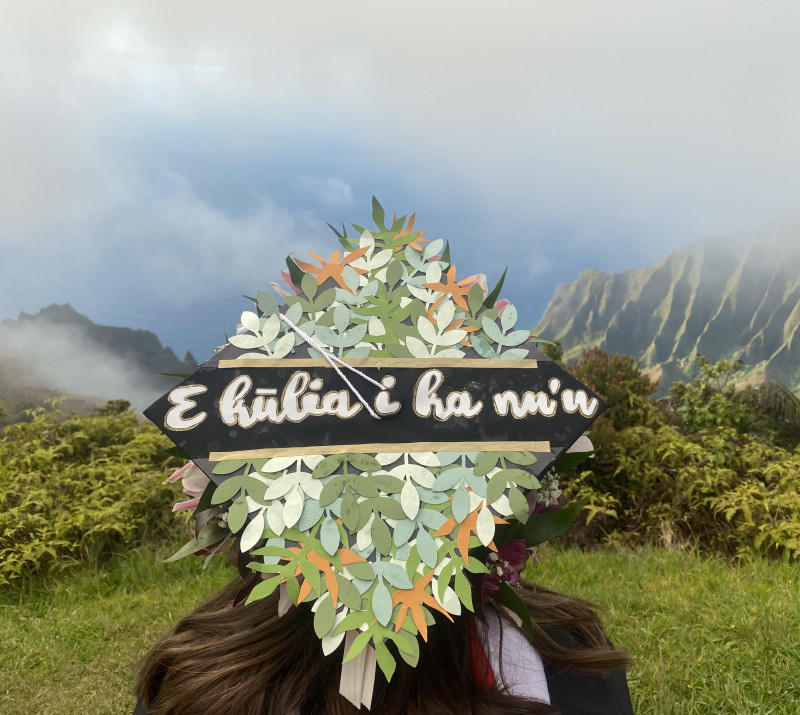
left=135, top=199, right=632, bottom=715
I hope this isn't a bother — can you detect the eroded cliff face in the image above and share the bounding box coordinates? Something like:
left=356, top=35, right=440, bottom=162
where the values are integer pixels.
left=534, top=220, right=800, bottom=394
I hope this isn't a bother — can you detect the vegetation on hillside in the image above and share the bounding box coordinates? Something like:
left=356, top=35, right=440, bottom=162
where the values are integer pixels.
left=566, top=349, right=800, bottom=559
left=0, top=400, right=182, bottom=586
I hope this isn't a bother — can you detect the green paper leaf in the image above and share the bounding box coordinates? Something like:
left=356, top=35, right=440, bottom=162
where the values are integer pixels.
left=508, top=487, right=530, bottom=524
left=503, top=451, right=538, bottom=466
left=467, top=283, right=484, bottom=315
left=211, top=476, right=246, bottom=505
left=301, top=272, right=318, bottom=299
left=483, top=267, right=507, bottom=308
left=227, top=494, right=249, bottom=533
left=285, top=574, right=300, bottom=603
left=319, top=476, right=346, bottom=507
left=493, top=581, right=534, bottom=638
left=372, top=196, right=386, bottom=231
left=312, top=455, right=343, bottom=479
left=341, top=493, right=361, bottom=531
left=395, top=630, right=420, bottom=667
left=314, top=594, right=336, bottom=638
left=555, top=450, right=596, bottom=472
left=470, top=335, right=496, bottom=359
left=371, top=475, right=404, bottom=493
left=347, top=454, right=381, bottom=473
left=212, top=460, right=247, bottom=475
left=372, top=579, right=393, bottom=626
left=372, top=517, right=392, bottom=556
left=193, top=480, right=215, bottom=514
left=257, top=289, right=279, bottom=317
left=374, top=639, right=397, bottom=680
left=345, top=560, right=375, bottom=581
left=336, top=574, right=363, bottom=610
left=286, top=255, right=305, bottom=291
left=441, top=241, right=451, bottom=265
left=473, top=452, right=500, bottom=476
left=343, top=629, right=372, bottom=663
left=163, top=523, right=228, bottom=563
left=246, top=575, right=284, bottom=604
left=454, top=570, right=474, bottom=612
left=300, top=560, right=322, bottom=596
left=523, top=498, right=588, bottom=547
left=386, top=259, right=403, bottom=289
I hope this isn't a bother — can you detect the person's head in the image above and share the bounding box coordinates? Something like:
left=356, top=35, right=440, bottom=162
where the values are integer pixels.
left=135, top=577, right=627, bottom=715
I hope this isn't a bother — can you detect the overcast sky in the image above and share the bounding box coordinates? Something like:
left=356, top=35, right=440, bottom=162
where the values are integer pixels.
left=2, top=1, right=799, bottom=361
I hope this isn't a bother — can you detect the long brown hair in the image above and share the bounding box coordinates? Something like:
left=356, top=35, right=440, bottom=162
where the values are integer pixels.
left=135, top=579, right=628, bottom=715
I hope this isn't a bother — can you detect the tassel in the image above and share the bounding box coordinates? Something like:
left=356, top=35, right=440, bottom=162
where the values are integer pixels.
left=339, top=632, right=377, bottom=709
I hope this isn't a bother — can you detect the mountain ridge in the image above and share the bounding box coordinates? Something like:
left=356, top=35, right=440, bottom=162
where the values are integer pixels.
left=534, top=220, right=800, bottom=394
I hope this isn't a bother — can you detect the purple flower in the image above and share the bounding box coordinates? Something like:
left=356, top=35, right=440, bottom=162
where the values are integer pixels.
left=481, top=538, right=527, bottom=602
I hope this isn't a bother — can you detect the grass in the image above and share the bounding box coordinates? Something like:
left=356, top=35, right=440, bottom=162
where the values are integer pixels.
left=526, top=546, right=800, bottom=714
left=2, top=545, right=798, bottom=714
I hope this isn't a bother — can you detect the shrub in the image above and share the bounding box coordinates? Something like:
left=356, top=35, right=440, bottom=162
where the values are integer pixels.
left=0, top=400, right=183, bottom=586
left=563, top=352, right=800, bottom=559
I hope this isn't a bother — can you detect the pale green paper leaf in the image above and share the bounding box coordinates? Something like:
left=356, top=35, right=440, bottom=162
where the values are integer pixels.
left=262, top=456, right=297, bottom=473
left=435, top=299, right=455, bottom=332
left=271, top=332, right=295, bottom=358
left=393, top=519, right=415, bottom=547
left=481, top=317, right=503, bottom=343
left=435, top=329, right=468, bottom=346
left=342, top=265, right=360, bottom=293
left=434, top=349, right=464, bottom=358
left=320, top=516, right=340, bottom=556
left=500, top=304, right=518, bottom=331
left=264, top=474, right=297, bottom=500
left=400, top=480, right=420, bottom=520
left=410, top=452, right=440, bottom=467
left=239, top=511, right=265, bottom=552
left=283, top=485, right=304, bottom=528
left=476, top=506, right=495, bottom=546
left=228, top=334, right=263, bottom=349
left=470, top=335, right=496, bottom=359
left=372, top=580, right=393, bottom=626
left=257, top=289, right=279, bottom=316
left=284, top=301, right=303, bottom=325
left=417, top=316, right=438, bottom=344
left=333, top=304, right=350, bottom=332
left=452, top=484, right=470, bottom=523
left=502, top=329, right=530, bottom=347
left=500, top=348, right=530, bottom=360
left=266, top=500, right=285, bottom=535
left=405, top=336, right=430, bottom=358
left=261, top=314, right=281, bottom=344
left=423, top=238, right=444, bottom=260
left=381, top=563, right=413, bottom=589
left=416, top=529, right=438, bottom=568
left=240, top=311, right=261, bottom=334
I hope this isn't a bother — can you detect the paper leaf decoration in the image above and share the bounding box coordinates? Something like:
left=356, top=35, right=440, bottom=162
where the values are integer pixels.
left=145, top=198, right=606, bottom=692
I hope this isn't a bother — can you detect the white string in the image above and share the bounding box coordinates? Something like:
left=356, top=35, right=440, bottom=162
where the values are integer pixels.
left=278, top=312, right=384, bottom=420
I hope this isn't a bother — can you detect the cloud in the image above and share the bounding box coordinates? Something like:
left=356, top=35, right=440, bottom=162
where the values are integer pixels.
left=296, top=177, right=354, bottom=207
left=2, top=0, right=800, bottom=355
left=0, top=319, right=174, bottom=413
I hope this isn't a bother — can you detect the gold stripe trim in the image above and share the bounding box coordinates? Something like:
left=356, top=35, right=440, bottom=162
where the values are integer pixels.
left=217, top=358, right=538, bottom=369
left=209, top=441, right=551, bottom=460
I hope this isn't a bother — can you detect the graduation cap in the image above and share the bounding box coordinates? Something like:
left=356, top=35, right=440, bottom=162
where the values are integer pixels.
left=145, top=198, right=605, bottom=709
